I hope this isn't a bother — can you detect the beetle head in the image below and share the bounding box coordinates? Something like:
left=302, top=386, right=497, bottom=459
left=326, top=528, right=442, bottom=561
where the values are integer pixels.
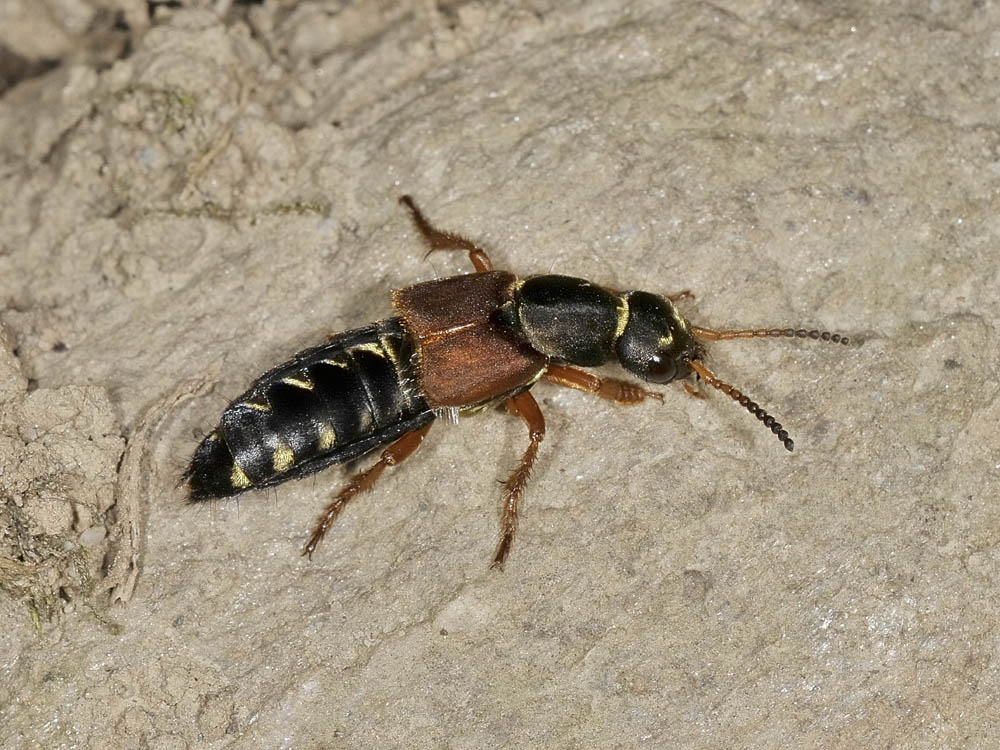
left=619, top=291, right=853, bottom=452
left=615, top=291, right=703, bottom=383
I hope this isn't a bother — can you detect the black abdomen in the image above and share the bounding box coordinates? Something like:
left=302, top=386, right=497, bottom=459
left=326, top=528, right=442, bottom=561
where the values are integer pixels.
left=186, top=319, right=433, bottom=500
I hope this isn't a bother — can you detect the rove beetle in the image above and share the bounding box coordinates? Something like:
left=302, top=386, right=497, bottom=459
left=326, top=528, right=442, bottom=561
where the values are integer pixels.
left=184, top=197, right=850, bottom=568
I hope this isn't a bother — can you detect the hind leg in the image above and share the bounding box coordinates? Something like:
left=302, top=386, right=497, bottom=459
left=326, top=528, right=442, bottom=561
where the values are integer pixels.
left=302, top=423, right=433, bottom=557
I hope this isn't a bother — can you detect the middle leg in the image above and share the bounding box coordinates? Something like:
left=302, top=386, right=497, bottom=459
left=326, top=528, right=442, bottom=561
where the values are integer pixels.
left=492, top=390, right=546, bottom=570
left=399, top=195, right=494, bottom=272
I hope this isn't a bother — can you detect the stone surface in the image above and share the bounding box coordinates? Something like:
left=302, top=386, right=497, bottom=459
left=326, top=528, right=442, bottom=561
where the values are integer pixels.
left=1, top=1, right=998, bottom=748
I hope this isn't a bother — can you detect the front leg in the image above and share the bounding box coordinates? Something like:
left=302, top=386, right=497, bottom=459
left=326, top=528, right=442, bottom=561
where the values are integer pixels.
left=543, top=365, right=664, bottom=405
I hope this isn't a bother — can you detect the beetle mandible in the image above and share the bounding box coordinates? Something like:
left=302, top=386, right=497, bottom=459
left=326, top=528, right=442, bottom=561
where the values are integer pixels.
left=184, top=196, right=850, bottom=568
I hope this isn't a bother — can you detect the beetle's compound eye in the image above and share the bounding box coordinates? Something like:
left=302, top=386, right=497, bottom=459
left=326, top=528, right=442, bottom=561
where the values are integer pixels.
left=616, top=291, right=697, bottom=383
left=643, top=351, right=678, bottom=383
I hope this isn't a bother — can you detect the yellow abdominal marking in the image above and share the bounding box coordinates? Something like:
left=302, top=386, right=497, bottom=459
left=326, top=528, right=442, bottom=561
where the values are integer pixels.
left=272, top=439, right=295, bottom=472
left=378, top=334, right=401, bottom=368
left=318, top=424, right=337, bottom=450
left=281, top=375, right=314, bottom=390
left=350, top=342, right=385, bottom=356
left=613, top=296, right=629, bottom=342
left=230, top=462, right=252, bottom=489
left=242, top=399, right=271, bottom=412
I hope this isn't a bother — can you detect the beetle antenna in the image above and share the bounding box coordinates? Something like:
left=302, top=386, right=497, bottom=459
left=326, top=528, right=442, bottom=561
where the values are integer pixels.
left=688, top=360, right=795, bottom=452
left=691, top=326, right=850, bottom=345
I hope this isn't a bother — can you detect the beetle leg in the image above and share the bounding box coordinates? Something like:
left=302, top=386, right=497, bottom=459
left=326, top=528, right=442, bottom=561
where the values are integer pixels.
left=682, top=381, right=708, bottom=400
left=667, top=290, right=694, bottom=302
left=543, top=365, right=664, bottom=405
left=302, top=422, right=433, bottom=558
left=493, top=390, right=546, bottom=569
left=399, top=195, right=494, bottom=272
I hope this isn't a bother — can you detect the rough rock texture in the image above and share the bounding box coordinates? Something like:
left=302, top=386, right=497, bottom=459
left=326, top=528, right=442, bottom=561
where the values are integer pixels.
left=2, top=1, right=998, bottom=747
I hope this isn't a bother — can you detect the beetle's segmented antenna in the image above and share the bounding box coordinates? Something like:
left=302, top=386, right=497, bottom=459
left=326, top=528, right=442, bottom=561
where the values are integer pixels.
left=688, top=360, right=795, bottom=451
left=691, top=326, right=850, bottom=345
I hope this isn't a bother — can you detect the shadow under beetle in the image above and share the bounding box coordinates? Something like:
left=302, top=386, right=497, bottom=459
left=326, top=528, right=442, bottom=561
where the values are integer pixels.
left=184, top=196, right=850, bottom=568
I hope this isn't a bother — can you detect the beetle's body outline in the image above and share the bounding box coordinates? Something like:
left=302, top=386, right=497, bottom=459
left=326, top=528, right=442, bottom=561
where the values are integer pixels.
left=185, top=197, right=849, bottom=568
